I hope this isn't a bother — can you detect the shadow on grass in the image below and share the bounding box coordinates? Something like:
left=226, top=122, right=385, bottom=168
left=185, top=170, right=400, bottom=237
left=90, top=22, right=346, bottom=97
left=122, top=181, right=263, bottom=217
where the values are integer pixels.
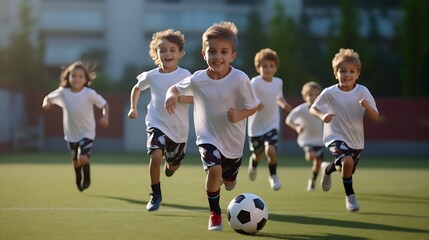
left=360, top=193, right=429, bottom=205
left=257, top=232, right=368, bottom=240
left=93, top=195, right=208, bottom=211
left=269, top=213, right=429, bottom=234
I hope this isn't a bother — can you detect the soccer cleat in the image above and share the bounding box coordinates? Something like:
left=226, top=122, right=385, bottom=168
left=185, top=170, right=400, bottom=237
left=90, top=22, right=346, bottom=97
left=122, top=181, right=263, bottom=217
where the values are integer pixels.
left=248, top=159, right=257, bottom=181
left=208, top=211, right=222, bottom=231
left=164, top=162, right=174, bottom=177
left=320, top=162, right=332, bottom=191
left=224, top=179, right=237, bottom=191
left=146, top=193, right=162, bottom=211
left=306, top=178, right=315, bottom=191
left=345, top=194, right=360, bottom=212
left=268, top=175, right=281, bottom=191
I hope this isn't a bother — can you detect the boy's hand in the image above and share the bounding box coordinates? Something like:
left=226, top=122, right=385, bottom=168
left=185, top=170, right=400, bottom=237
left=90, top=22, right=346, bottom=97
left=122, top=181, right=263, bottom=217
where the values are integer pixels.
left=99, top=115, right=109, bottom=128
left=128, top=109, right=138, bottom=119
left=322, top=113, right=335, bottom=123
left=165, top=96, right=178, bottom=114
left=227, top=108, right=240, bottom=123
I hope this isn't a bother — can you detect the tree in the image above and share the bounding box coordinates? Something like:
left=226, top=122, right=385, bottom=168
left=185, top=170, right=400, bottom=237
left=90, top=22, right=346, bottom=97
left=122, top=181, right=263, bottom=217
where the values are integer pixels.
left=267, top=0, right=304, bottom=96
left=0, top=1, right=47, bottom=90
left=400, top=0, right=429, bottom=97
left=240, top=7, right=267, bottom=77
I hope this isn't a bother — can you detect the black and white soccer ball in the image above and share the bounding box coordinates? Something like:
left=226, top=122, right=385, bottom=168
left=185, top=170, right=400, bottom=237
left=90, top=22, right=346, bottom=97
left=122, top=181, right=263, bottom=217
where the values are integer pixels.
left=227, top=193, right=268, bottom=235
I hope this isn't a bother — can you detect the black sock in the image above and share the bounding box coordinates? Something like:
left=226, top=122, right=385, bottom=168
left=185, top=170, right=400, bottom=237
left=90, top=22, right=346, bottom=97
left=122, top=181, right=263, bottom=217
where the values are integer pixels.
left=312, top=171, right=319, bottom=181
left=81, top=163, right=91, bottom=189
left=268, top=163, right=277, bottom=176
left=207, top=189, right=221, bottom=215
left=343, top=177, right=354, bottom=196
left=74, top=166, right=82, bottom=187
left=326, top=162, right=337, bottom=175
left=151, top=182, right=161, bottom=196
left=251, top=159, right=258, bottom=168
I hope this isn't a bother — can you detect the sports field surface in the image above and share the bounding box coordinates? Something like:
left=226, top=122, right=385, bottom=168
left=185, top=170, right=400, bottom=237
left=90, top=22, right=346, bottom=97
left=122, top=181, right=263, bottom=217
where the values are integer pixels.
left=1, top=152, right=428, bottom=240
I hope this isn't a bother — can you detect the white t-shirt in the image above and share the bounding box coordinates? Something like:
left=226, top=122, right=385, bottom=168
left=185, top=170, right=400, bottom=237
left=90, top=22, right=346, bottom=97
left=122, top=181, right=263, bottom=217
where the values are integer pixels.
left=311, top=84, right=378, bottom=149
left=136, top=67, right=191, bottom=143
left=286, top=102, right=323, bottom=147
left=247, top=76, right=284, bottom=137
left=176, top=67, right=260, bottom=158
left=46, top=87, right=107, bottom=142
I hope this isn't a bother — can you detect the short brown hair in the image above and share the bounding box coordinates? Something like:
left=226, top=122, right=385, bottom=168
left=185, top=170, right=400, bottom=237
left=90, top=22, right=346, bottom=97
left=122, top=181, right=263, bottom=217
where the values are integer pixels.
left=332, top=48, right=361, bottom=73
left=202, top=21, right=238, bottom=51
left=301, top=81, right=322, bottom=97
left=149, top=29, right=185, bottom=66
left=254, top=48, right=279, bottom=70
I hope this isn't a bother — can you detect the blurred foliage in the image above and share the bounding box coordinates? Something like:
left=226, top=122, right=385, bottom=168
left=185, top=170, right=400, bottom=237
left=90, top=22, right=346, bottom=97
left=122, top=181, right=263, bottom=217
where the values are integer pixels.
left=0, top=1, right=49, bottom=90
left=1, top=0, right=428, bottom=97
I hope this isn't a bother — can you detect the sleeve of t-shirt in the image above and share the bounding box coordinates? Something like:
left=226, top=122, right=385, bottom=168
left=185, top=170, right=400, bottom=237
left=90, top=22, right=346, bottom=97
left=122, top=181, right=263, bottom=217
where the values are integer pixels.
left=136, top=72, right=150, bottom=91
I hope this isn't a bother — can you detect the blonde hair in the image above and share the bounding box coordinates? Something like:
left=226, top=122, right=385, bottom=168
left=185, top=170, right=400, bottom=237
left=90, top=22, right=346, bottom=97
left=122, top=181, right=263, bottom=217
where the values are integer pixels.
left=254, top=48, right=279, bottom=71
left=202, top=21, right=238, bottom=51
left=332, top=48, right=361, bottom=73
left=301, top=81, right=322, bottom=97
left=149, top=29, right=185, bottom=66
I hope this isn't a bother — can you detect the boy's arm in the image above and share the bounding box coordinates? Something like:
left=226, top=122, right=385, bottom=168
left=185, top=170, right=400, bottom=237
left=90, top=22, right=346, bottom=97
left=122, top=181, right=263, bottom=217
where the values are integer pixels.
left=178, top=95, right=194, bottom=104
left=99, top=103, right=109, bottom=128
left=310, top=106, right=335, bottom=123
left=285, top=114, right=303, bottom=134
left=359, top=99, right=379, bottom=122
left=128, top=85, right=141, bottom=119
left=227, top=104, right=261, bottom=123
left=277, top=97, right=292, bottom=113
left=165, top=85, right=179, bottom=114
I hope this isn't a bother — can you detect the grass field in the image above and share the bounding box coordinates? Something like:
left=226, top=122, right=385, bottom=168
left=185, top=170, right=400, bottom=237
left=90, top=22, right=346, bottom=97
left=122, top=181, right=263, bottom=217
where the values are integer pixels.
left=0, top=152, right=428, bottom=240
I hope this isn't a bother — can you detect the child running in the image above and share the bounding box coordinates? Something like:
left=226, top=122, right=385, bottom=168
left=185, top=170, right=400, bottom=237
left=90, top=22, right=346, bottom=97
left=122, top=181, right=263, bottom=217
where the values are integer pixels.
left=165, top=21, right=260, bottom=231
left=247, top=48, right=292, bottom=191
left=128, top=29, right=192, bottom=211
left=42, top=61, right=109, bottom=192
left=310, top=48, right=379, bottom=211
left=286, top=81, right=324, bottom=191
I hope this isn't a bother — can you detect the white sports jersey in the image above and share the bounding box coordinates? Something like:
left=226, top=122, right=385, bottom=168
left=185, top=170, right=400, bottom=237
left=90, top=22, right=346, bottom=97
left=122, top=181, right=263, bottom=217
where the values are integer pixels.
left=47, top=87, right=107, bottom=142
left=311, top=84, right=378, bottom=149
left=286, top=102, right=323, bottom=147
left=136, top=67, right=191, bottom=143
left=176, top=67, right=260, bottom=158
left=247, top=76, right=284, bottom=137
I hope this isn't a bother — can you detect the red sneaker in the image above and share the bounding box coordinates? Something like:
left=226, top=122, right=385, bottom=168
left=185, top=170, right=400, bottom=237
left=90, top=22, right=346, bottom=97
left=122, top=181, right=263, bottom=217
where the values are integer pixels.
left=208, top=211, right=222, bottom=231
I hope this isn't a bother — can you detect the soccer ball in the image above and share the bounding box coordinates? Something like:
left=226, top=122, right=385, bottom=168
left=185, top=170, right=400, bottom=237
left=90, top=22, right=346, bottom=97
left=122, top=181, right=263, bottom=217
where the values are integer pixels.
left=227, top=193, right=268, bottom=235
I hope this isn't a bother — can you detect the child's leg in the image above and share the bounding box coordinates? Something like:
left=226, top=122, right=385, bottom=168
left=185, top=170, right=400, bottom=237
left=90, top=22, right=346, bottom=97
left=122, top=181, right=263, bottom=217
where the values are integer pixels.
left=149, top=149, right=163, bottom=187
left=79, top=154, right=91, bottom=190
left=164, top=142, right=186, bottom=177
left=265, top=145, right=277, bottom=175
left=341, top=155, right=355, bottom=196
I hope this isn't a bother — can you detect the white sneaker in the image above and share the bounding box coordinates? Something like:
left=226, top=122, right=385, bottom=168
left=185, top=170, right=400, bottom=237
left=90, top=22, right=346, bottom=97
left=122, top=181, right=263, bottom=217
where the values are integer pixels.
left=306, top=178, right=315, bottom=191
left=248, top=159, right=257, bottom=181
left=268, top=175, right=281, bottom=190
left=345, top=194, right=360, bottom=212
left=320, top=162, right=332, bottom=191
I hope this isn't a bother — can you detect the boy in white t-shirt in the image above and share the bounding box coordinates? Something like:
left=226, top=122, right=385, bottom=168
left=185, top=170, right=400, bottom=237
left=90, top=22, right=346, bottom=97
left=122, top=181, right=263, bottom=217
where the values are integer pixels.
left=165, top=21, right=260, bottom=231
left=310, top=48, right=379, bottom=212
left=286, top=81, right=324, bottom=191
left=128, top=29, right=192, bottom=212
left=247, top=48, right=292, bottom=191
left=42, top=61, right=109, bottom=192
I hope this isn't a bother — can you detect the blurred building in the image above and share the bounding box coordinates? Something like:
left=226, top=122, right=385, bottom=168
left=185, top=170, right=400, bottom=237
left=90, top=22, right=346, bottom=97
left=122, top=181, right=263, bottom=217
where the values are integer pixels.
left=0, top=0, right=302, bottom=81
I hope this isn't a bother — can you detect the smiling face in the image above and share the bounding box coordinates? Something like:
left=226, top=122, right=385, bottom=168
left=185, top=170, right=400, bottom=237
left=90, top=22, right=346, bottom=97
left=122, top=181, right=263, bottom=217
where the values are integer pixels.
left=69, top=68, right=87, bottom=92
left=334, top=61, right=360, bottom=91
left=157, top=39, right=184, bottom=73
left=202, top=38, right=237, bottom=79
